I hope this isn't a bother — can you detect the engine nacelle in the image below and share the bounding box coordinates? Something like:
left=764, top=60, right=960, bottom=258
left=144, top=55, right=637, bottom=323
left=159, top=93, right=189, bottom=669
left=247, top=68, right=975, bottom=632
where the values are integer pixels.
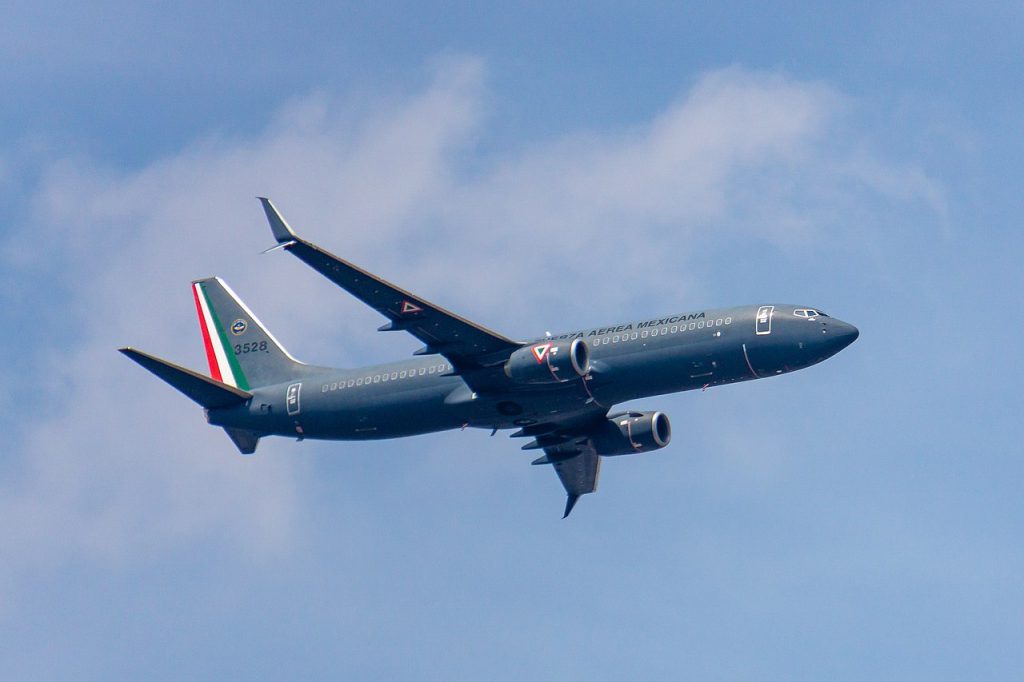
left=592, top=411, right=672, bottom=456
left=504, top=338, right=590, bottom=385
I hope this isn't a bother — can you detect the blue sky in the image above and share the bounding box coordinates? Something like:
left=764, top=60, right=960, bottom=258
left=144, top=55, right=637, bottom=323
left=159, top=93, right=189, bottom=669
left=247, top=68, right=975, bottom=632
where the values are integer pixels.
left=2, top=3, right=1022, bottom=679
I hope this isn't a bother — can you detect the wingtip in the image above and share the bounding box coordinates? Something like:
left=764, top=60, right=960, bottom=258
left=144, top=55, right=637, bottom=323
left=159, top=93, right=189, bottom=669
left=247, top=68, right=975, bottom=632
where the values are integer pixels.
left=258, top=196, right=297, bottom=243
left=118, top=347, right=150, bottom=363
left=562, top=494, right=580, bottom=518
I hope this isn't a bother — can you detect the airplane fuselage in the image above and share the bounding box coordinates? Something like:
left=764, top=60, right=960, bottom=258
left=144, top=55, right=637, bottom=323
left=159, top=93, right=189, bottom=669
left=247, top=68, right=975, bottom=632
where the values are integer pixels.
left=207, top=303, right=858, bottom=441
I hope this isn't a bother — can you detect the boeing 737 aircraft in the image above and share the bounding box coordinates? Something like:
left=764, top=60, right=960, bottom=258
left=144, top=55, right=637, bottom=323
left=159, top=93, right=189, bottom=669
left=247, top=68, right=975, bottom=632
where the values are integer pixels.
left=122, top=199, right=859, bottom=517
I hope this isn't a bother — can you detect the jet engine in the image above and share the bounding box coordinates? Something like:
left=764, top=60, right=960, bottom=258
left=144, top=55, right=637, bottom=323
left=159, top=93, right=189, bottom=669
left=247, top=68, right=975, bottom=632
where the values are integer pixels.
left=504, top=338, right=590, bottom=385
left=593, top=411, right=672, bottom=456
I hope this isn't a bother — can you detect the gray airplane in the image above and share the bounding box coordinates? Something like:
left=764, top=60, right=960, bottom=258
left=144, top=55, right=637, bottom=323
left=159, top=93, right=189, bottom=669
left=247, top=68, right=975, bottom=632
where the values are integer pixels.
left=121, top=198, right=859, bottom=517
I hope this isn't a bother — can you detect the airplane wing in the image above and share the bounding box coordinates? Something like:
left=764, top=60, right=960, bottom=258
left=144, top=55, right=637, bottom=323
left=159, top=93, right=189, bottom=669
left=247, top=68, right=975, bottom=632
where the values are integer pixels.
left=532, top=441, right=601, bottom=518
left=522, top=408, right=609, bottom=517
left=259, top=198, right=521, bottom=374
left=552, top=449, right=601, bottom=518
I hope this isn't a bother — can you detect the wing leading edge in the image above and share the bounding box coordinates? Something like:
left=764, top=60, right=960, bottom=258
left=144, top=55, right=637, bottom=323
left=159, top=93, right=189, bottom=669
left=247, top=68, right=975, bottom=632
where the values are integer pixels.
left=258, top=198, right=521, bottom=374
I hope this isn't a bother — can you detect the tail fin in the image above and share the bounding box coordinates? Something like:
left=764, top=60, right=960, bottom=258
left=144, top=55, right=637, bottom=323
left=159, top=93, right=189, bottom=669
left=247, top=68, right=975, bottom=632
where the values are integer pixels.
left=192, top=277, right=305, bottom=389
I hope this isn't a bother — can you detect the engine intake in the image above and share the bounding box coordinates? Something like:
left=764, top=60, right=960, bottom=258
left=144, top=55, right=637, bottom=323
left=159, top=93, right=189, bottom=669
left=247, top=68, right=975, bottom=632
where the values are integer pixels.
left=504, top=338, right=590, bottom=385
left=592, top=411, right=672, bottom=456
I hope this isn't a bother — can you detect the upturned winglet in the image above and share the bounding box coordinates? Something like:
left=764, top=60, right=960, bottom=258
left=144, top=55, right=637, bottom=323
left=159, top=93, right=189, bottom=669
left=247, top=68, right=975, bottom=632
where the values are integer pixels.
left=258, top=197, right=297, bottom=243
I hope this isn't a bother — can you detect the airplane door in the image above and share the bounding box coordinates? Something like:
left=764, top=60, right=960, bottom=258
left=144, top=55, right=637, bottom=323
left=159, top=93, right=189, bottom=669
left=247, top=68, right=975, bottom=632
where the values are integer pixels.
left=286, top=382, right=302, bottom=416
left=755, top=306, right=774, bottom=335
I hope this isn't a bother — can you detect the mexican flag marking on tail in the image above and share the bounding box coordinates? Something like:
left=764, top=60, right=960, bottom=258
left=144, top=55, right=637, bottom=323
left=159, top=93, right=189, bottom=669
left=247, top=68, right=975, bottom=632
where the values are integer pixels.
left=192, top=282, right=250, bottom=390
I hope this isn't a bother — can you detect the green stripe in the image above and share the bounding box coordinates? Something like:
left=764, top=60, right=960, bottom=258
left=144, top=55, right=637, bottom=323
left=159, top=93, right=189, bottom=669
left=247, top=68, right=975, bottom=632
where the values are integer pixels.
left=201, top=285, right=251, bottom=391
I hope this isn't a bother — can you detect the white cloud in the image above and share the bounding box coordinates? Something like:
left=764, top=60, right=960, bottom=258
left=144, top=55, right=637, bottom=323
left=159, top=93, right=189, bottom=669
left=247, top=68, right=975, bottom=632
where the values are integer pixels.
left=0, top=58, right=943, bottom=589
left=426, top=68, right=842, bottom=315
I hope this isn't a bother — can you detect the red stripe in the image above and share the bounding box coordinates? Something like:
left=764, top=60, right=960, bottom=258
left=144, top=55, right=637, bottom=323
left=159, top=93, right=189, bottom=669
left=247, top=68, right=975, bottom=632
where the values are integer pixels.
left=193, top=284, right=223, bottom=382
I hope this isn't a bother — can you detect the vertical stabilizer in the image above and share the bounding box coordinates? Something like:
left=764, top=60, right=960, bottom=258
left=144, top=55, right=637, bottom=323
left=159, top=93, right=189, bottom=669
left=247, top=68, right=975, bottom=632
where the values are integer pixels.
left=192, top=277, right=305, bottom=389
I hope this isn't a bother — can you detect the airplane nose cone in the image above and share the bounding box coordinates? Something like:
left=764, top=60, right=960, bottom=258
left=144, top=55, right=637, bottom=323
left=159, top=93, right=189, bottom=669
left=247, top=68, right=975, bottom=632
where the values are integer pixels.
left=828, top=320, right=859, bottom=354
left=839, top=321, right=859, bottom=344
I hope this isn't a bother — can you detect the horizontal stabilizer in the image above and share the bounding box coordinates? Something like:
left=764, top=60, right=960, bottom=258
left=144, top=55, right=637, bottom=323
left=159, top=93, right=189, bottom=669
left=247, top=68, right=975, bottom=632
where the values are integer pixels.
left=224, top=427, right=261, bottom=454
left=120, top=347, right=252, bottom=409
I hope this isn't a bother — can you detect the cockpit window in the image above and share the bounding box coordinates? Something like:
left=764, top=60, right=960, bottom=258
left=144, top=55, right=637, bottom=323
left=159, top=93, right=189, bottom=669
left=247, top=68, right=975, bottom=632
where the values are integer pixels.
left=794, top=308, right=829, bottom=318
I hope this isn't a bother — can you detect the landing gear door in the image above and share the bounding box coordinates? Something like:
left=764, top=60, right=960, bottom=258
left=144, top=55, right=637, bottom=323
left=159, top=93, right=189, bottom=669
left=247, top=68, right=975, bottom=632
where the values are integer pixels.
left=755, top=306, right=774, bottom=335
